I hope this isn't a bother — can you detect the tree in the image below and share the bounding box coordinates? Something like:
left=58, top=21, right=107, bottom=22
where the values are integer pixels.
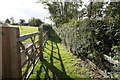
left=85, top=2, right=105, bottom=19
left=10, top=17, right=15, bottom=24
left=104, top=2, right=120, bottom=59
left=28, top=18, right=42, bottom=27
left=19, top=19, right=25, bottom=25
left=5, top=18, right=11, bottom=24
left=104, top=2, right=120, bottom=26
left=0, top=20, right=3, bottom=24
left=42, top=2, right=82, bottom=27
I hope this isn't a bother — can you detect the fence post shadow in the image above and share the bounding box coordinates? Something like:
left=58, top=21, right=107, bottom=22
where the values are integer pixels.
left=37, top=39, right=74, bottom=80
left=55, top=42, right=66, bottom=74
left=40, top=58, right=74, bottom=80
left=36, top=25, right=74, bottom=79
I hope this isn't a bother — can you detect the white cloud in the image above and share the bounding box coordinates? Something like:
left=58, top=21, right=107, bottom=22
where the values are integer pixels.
left=0, top=0, right=51, bottom=23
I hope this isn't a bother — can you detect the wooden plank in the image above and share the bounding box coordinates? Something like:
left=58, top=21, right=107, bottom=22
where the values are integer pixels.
left=22, top=61, right=32, bottom=78
left=17, top=32, right=40, bottom=42
left=104, top=54, right=120, bottom=65
left=2, top=27, right=12, bottom=78
left=16, top=28, right=22, bottom=79
left=43, top=31, right=48, bottom=37
left=20, top=41, right=39, bottom=66
left=0, top=27, right=2, bottom=79
left=2, top=27, right=22, bottom=79
left=25, top=41, right=39, bottom=51
left=21, top=50, right=38, bottom=67
left=25, top=57, right=39, bottom=79
left=21, top=51, right=27, bottom=66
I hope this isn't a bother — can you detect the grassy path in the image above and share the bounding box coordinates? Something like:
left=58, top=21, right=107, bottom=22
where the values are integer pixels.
left=30, top=37, right=94, bottom=79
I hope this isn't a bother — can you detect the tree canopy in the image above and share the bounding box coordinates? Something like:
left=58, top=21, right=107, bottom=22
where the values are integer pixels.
left=28, top=18, right=43, bottom=27
left=5, top=18, right=11, bottom=24
left=43, top=2, right=82, bottom=27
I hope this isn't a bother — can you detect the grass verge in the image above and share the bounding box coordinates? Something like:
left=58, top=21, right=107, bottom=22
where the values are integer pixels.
left=30, top=39, right=92, bottom=79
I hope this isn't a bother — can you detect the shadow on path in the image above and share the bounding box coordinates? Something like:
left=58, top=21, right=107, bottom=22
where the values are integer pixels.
left=36, top=29, right=74, bottom=80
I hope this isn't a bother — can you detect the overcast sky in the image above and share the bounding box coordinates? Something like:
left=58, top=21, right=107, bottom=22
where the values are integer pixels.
left=0, top=0, right=52, bottom=23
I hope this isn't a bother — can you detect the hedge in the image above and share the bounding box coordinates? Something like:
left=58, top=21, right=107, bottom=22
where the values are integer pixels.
left=54, top=19, right=120, bottom=69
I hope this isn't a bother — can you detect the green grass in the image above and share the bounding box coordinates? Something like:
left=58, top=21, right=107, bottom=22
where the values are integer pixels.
left=13, top=25, right=38, bottom=35
left=30, top=39, right=91, bottom=79
left=13, top=25, right=38, bottom=43
left=17, top=26, right=97, bottom=79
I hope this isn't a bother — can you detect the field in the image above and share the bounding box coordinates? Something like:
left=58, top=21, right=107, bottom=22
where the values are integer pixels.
left=13, top=25, right=38, bottom=43
left=16, top=25, right=101, bottom=79
left=13, top=25, right=38, bottom=35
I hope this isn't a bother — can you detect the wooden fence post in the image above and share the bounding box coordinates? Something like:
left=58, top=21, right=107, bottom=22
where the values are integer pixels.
left=0, top=27, right=2, bottom=79
left=1, top=27, right=22, bottom=79
left=38, top=27, right=44, bottom=59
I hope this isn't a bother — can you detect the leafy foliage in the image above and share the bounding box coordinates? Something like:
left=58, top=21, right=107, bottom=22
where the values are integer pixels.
left=55, top=18, right=120, bottom=71
left=10, top=17, right=15, bottom=24
left=19, top=19, right=25, bottom=25
left=28, top=18, right=43, bottom=27
left=43, top=2, right=82, bottom=27
left=5, top=18, right=11, bottom=24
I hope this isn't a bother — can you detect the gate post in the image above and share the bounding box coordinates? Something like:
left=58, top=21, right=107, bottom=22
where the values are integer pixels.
left=0, top=27, right=2, bottom=79
left=38, top=26, right=44, bottom=59
left=1, top=27, right=22, bottom=79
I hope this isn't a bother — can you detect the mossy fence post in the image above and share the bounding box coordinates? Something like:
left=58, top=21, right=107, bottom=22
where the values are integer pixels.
left=1, top=27, right=22, bottom=79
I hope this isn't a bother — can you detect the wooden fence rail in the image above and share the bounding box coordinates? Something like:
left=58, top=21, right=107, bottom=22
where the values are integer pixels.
left=0, top=26, right=47, bottom=80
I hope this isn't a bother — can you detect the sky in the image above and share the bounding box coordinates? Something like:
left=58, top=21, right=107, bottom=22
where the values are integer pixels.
left=0, top=0, right=51, bottom=24
left=0, top=0, right=91, bottom=24
left=0, top=0, right=113, bottom=24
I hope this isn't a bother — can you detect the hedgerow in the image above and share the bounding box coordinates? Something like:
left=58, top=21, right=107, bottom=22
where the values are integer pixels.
left=54, top=19, right=120, bottom=70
